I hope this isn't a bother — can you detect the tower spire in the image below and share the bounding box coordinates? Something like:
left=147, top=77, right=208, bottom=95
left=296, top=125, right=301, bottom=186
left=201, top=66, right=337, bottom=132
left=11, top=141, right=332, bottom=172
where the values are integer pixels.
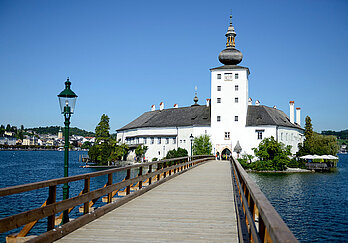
left=226, top=14, right=236, bottom=48
left=218, top=14, right=243, bottom=65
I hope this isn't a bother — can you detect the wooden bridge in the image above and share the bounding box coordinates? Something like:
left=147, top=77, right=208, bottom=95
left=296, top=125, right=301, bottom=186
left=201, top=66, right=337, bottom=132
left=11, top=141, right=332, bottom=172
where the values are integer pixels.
left=0, top=156, right=298, bottom=243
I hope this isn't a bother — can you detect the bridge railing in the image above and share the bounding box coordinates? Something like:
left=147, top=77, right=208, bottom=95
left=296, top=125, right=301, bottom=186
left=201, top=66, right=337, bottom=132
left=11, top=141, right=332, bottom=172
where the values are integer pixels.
left=0, top=155, right=214, bottom=242
left=230, top=157, right=298, bottom=243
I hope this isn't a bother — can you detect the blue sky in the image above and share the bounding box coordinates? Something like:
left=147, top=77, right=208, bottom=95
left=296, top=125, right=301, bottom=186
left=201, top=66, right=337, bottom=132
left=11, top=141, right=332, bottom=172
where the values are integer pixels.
left=1, top=0, right=347, bottom=133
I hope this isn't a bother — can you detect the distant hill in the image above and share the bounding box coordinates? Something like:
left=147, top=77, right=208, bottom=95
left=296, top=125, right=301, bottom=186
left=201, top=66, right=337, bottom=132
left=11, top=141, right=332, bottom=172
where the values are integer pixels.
left=321, top=129, right=348, bottom=140
left=26, top=126, right=95, bottom=137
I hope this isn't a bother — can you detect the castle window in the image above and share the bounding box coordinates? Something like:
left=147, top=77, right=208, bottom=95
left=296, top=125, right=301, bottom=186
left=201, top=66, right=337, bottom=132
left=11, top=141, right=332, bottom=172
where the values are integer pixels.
left=256, top=130, right=264, bottom=140
left=235, top=116, right=238, bottom=122
left=235, top=97, right=239, bottom=103
left=166, top=138, right=169, bottom=144
left=150, top=137, right=154, bottom=144
left=217, top=98, right=221, bottom=103
left=224, top=132, right=230, bottom=140
left=143, top=137, right=147, bottom=144
left=235, top=73, right=239, bottom=79
left=224, top=73, right=233, bottom=81
left=235, top=85, right=239, bottom=91
left=157, top=138, right=161, bottom=144
left=217, top=74, right=221, bottom=79
left=173, top=138, right=176, bottom=144
left=136, top=138, right=139, bottom=144
left=217, top=86, right=221, bottom=91
left=217, top=116, right=221, bottom=122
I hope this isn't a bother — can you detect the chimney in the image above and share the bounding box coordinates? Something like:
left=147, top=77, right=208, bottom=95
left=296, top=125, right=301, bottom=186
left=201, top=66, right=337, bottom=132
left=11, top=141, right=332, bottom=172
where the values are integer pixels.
left=151, top=105, right=155, bottom=111
left=296, top=107, right=301, bottom=126
left=289, top=101, right=295, bottom=123
left=206, top=99, right=211, bottom=107
left=160, top=102, right=164, bottom=110
left=255, top=100, right=260, bottom=106
left=174, top=104, right=178, bottom=108
left=248, top=97, right=252, bottom=105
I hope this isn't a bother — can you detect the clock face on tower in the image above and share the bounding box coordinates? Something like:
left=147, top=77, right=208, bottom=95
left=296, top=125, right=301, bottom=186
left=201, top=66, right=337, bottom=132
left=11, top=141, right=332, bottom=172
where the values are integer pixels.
left=224, top=73, right=233, bottom=81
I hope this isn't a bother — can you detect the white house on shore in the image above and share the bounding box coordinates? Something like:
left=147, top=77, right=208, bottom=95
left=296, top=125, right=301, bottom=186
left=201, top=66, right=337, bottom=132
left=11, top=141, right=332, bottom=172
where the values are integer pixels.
left=116, top=16, right=304, bottom=161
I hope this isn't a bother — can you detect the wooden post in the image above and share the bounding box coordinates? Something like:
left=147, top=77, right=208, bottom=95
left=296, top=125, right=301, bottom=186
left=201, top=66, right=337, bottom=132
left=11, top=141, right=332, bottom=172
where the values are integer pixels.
left=163, top=162, right=166, bottom=178
left=259, top=216, right=265, bottom=243
left=148, top=165, right=152, bottom=185
left=138, top=167, right=143, bottom=189
left=107, top=174, right=113, bottom=203
left=47, top=185, right=56, bottom=231
left=157, top=163, right=160, bottom=181
left=126, top=169, right=131, bottom=195
left=83, top=178, right=90, bottom=214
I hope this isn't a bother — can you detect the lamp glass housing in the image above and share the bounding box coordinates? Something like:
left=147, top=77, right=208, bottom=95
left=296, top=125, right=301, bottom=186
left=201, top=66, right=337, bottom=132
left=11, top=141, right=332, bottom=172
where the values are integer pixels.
left=58, top=96, right=77, bottom=114
left=58, top=78, right=78, bottom=114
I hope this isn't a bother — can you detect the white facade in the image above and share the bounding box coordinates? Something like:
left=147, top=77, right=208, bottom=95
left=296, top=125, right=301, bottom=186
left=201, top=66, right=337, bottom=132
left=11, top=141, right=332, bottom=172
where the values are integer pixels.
left=117, top=125, right=210, bottom=161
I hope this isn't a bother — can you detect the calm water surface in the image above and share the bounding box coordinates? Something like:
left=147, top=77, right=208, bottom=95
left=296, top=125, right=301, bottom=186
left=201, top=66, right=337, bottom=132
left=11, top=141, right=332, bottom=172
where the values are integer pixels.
left=248, top=153, right=348, bottom=243
left=0, top=150, right=129, bottom=242
left=0, top=151, right=347, bottom=242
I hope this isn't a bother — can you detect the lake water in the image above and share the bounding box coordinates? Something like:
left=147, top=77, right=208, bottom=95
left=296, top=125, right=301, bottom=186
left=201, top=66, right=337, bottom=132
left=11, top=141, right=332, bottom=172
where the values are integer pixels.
left=0, top=151, right=347, bottom=242
left=248, top=153, right=348, bottom=243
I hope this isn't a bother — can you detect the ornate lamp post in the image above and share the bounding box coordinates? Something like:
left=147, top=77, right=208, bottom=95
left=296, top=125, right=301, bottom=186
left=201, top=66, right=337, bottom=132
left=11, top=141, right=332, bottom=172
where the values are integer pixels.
left=57, top=77, right=78, bottom=224
left=190, top=134, right=194, bottom=159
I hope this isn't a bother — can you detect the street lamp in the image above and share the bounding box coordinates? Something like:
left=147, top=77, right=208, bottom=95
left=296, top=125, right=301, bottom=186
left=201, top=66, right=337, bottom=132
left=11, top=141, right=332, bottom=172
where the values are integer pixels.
left=189, top=134, right=194, bottom=160
left=57, top=77, right=78, bottom=224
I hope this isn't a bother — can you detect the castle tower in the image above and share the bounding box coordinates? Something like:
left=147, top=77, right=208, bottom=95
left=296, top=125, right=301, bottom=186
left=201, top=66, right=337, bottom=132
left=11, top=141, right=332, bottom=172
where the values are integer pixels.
left=210, top=15, right=250, bottom=157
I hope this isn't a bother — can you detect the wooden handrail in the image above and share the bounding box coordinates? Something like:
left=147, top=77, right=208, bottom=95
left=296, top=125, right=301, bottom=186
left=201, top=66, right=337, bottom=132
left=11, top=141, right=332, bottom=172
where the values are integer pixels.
left=0, top=156, right=205, bottom=197
left=230, top=157, right=298, bottom=243
left=0, top=155, right=214, bottom=240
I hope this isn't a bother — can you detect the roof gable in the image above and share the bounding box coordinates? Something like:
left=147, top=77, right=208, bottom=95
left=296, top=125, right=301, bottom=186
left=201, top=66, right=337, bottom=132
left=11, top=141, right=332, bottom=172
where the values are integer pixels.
left=246, top=105, right=302, bottom=130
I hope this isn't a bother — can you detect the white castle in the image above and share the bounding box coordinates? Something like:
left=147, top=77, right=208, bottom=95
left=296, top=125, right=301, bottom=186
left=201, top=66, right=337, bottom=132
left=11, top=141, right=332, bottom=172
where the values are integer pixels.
left=116, top=16, right=304, bottom=161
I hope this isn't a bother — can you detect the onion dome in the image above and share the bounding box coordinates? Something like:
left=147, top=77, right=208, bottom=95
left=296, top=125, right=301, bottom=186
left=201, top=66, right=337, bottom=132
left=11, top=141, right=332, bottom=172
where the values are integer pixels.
left=218, top=15, right=243, bottom=65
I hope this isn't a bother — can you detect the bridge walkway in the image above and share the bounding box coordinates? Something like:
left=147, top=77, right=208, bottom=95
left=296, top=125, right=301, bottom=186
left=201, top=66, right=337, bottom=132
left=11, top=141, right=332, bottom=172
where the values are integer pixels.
left=57, top=160, right=238, bottom=242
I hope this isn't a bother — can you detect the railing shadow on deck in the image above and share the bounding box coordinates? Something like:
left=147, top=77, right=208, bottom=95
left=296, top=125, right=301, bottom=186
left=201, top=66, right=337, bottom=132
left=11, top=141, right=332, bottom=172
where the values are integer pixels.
left=230, top=157, right=298, bottom=243
left=0, top=155, right=214, bottom=243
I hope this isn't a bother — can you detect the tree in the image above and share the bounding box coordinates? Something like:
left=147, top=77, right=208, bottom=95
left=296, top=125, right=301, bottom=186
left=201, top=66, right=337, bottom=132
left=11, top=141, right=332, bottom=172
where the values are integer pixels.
left=88, top=145, right=99, bottom=162
left=252, top=136, right=291, bottom=171
left=297, top=115, right=339, bottom=156
left=165, top=147, right=188, bottom=159
left=192, top=134, right=212, bottom=155
left=81, top=141, right=92, bottom=149
left=110, top=142, right=129, bottom=161
left=95, top=114, right=110, bottom=143
left=89, top=114, right=113, bottom=165
left=6, top=124, right=11, bottom=132
left=135, top=145, right=148, bottom=162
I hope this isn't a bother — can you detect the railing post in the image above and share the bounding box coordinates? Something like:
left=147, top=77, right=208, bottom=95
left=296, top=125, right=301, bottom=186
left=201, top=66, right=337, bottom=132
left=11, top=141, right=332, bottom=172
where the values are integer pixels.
left=126, top=169, right=131, bottom=195
left=107, top=174, right=113, bottom=203
left=47, top=185, right=56, bottom=231
left=259, top=212, right=265, bottom=243
left=157, top=163, right=161, bottom=181
left=163, top=162, right=166, bottom=178
left=148, top=165, right=152, bottom=185
left=138, top=166, right=143, bottom=189
left=83, top=178, right=90, bottom=214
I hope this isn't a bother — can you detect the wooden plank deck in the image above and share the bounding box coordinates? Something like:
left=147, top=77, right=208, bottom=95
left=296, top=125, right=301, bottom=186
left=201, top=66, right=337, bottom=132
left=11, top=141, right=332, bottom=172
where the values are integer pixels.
left=57, top=160, right=238, bottom=242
